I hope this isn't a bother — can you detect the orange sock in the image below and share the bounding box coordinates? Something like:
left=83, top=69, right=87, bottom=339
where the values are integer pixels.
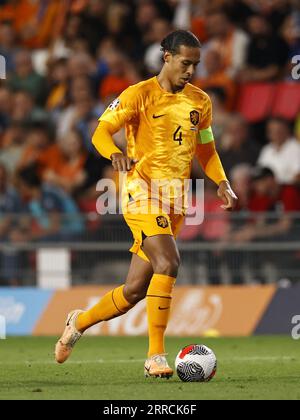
left=146, top=274, right=176, bottom=357
left=76, top=285, right=134, bottom=332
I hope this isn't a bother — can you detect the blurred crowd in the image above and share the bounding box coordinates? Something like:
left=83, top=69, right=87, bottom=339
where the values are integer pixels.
left=0, top=0, right=300, bottom=285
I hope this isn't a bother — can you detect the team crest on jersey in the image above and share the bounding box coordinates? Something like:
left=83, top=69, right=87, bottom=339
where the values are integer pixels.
left=190, top=110, right=200, bottom=126
left=156, top=216, right=169, bottom=229
left=108, top=98, right=120, bottom=110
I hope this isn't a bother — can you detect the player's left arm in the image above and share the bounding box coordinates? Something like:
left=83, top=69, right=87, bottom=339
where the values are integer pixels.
left=195, top=139, right=237, bottom=211
left=195, top=96, right=238, bottom=211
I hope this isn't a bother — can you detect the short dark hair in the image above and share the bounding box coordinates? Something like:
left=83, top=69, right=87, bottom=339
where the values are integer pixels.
left=252, top=166, right=275, bottom=181
left=161, top=30, right=201, bottom=55
left=267, top=116, right=290, bottom=127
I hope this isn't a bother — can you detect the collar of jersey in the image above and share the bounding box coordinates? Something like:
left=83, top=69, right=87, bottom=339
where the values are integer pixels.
left=154, top=76, right=186, bottom=96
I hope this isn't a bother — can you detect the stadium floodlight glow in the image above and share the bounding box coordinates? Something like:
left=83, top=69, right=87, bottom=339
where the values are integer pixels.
left=291, top=55, right=300, bottom=80
left=0, top=55, right=6, bottom=79
left=0, top=315, right=6, bottom=340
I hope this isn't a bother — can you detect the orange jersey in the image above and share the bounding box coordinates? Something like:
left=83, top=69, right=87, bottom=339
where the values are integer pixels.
left=100, top=76, right=212, bottom=179
left=99, top=76, right=212, bottom=211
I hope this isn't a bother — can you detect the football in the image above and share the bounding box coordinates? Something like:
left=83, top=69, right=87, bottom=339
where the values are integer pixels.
left=175, top=344, right=217, bottom=382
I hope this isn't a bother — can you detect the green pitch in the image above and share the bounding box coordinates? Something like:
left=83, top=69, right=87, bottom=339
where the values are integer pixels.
left=0, top=336, right=299, bottom=400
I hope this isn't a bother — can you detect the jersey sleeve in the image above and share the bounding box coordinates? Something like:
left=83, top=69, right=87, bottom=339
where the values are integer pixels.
left=199, top=94, right=212, bottom=131
left=99, top=86, right=140, bottom=132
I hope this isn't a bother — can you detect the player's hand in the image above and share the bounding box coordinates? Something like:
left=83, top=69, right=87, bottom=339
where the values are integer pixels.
left=217, top=181, right=238, bottom=211
left=111, top=153, right=138, bottom=172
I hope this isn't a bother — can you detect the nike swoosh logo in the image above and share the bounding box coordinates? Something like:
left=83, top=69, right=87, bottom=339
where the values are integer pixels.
left=153, top=114, right=166, bottom=119
left=158, top=306, right=170, bottom=310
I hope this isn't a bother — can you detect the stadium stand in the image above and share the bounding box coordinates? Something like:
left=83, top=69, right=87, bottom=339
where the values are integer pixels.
left=0, top=0, right=300, bottom=286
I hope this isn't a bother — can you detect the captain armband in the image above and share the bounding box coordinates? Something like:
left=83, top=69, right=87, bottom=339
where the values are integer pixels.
left=198, top=126, right=214, bottom=145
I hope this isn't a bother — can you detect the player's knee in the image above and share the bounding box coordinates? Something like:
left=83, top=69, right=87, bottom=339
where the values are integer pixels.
left=123, top=284, right=146, bottom=305
left=153, top=254, right=180, bottom=277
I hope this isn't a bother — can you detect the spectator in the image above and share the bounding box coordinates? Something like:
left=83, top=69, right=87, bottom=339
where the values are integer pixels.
left=171, top=0, right=191, bottom=30
left=10, top=90, right=48, bottom=124
left=8, top=50, right=47, bottom=105
left=229, top=166, right=300, bottom=243
left=106, top=1, right=138, bottom=45
left=17, top=121, right=53, bottom=173
left=155, top=0, right=174, bottom=22
left=67, top=52, right=96, bottom=79
left=201, top=180, right=231, bottom=242
left=0, top=86, right=13, bottom=132
left=258, top=117, right=300, bottom=184
left=136, top=0, right=160, bottom=39
left=219, top=165, right=300, bottom=282
left=76, top=108, right=107, bottom=155
left=144, top=19, right=172, bottom=75
left=0, top=163, right=21, bottom=230
left=57, top=75, right=103, bottom=138
left=42, top=129, right=88, bottom=196
left=204, top=9, right=249, bottom=78
left=225, top=0, right=256, bottom=29
left=74, top=115, right=112, bottom=199
left=226, top=0, right=291, bottom=31
left=205, top=87, right=231, bottom=145
left=8, top=0, right=71, bottom=49
left=195, top=49, right=237, bottom=110
left=0, top=121, right=27, bottom=175
left=179, top=180, right=231, bottom=284
left=50, top=14, right=83, bottom=60
left=0, top=22, right=17, bottom=74
left=0, top=163, right=22, bottom=286
left=212, top=163, right=253, bottom=283
left=258, top=0, right=292, bottom=32
left=0, top=0, right=299, bottom=286
left=191, top=12, right=208, bottom=45
left=17, top=164, right=84, bottom=241
left=179, top=180, right=230, bottom=242
left=95, top=36, right=119, bottom=84
left=239, top=14, right=289, bottom=82
left=99, top=51, right=140, bottom=103
left=229, top=163, right=253, bottom=211
left=46, top=58, right=70, bottom=113
left=219, top=114, right=260, bottom=173
left=79, top=0, right=108, bottom=55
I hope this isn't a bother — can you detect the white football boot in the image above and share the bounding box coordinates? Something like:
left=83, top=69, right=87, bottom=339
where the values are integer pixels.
left=55, top=310, right=83, bottom=364
left=144, top=354, right=173, bottom=379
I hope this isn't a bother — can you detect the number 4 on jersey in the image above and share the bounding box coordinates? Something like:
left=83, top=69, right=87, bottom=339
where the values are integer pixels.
left=173, top=126, right=183, bottom=145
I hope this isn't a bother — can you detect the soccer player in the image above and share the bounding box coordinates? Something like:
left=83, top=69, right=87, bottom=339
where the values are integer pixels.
left=55, top=30, right=238, bottom=378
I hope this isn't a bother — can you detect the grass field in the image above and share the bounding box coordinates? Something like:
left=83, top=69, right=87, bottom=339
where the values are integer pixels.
left=0, top=336, right=299, bottom=400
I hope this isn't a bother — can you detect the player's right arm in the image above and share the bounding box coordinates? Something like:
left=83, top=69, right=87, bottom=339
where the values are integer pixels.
left=92, top=87, right=139, bottom=172
left=92, top=121, right=136, bottom=171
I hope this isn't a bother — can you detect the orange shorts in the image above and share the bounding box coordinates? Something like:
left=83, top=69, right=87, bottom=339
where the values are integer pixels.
left=123, top=200, right=185, bottom=262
